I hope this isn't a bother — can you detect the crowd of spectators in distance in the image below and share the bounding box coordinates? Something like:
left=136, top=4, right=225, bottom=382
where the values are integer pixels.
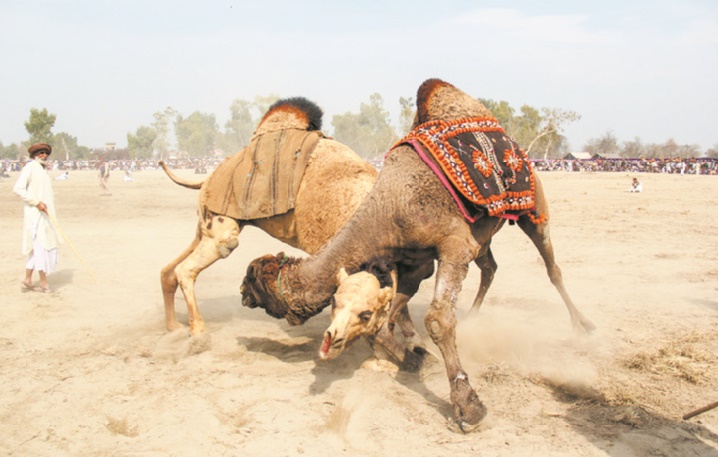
left=1, top=156, right=717, bottom=178
left=0, top=158, right=223, bottom=176
left=530, top=157, right=717, bottom=175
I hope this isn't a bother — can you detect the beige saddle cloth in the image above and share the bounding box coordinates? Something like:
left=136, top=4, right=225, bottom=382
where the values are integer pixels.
left=202, top=129, right=323, bottom=220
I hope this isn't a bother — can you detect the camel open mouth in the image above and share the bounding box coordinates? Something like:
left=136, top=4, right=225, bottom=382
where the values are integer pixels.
left=239, top=281, right=258, bottom=309
left=319, top=333, right=345, bottom=360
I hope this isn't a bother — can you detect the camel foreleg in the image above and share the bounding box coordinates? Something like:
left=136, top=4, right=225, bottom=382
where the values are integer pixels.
left=161, top=224, right=202, bottom=332
left=427, top=256, right=486, bottom=433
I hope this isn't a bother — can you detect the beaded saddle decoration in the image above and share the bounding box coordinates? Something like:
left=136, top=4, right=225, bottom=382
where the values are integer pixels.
left=395, top=116, right=545, bottom=224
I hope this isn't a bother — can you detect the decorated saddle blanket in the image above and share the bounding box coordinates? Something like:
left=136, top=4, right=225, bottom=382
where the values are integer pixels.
left=202, top=129, right=323, bottom=220
left=395, top=117, right=543, bottom=223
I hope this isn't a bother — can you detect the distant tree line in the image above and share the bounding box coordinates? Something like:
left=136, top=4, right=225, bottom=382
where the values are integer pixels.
left=2, top=96, right=716, bottom=161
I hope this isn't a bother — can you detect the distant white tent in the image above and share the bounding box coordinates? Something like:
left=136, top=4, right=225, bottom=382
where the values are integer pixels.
left=563, top=152, right=593, bottom=160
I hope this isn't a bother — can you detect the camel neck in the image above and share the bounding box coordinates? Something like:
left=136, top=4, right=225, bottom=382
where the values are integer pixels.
left=296, top=218, right=385, bottom=303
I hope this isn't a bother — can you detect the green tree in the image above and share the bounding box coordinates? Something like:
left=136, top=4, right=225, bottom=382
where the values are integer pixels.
left=253, top=94, right=280, bottom=119
left=0, top=142, right=23, bottom=159
left=219, top=94, right=281, bottom=155
left=620, top=137, right=645, bottom=158
left=54, top=132, right=91, bottom=160
left=584, top=131, right=620, bottom=157
left=175, top=111, right=219, bottom=158
left=478, top=100, right=578, bottom=159
left=127, top=125, right=158, bottom=159
left=332, top=93, right=398, bottom=159
left=24, top=108, right=56, bottom=146
left=222, top=99, right=255, bottom=154
left=152, top=107, right=177, bottom=161
left=398, top=96, right=415, bottom=136
left=524, top=107, right=580, bottom=159
left=480, top=99, right=515, bottom=130
left=705, top=143, right=718, bottom=158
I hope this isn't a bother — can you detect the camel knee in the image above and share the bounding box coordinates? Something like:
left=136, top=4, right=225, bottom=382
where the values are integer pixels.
left=160, top=265, right=178, bottom=293
left=176, top=265, right=199, bottom=289
left=424, top=308, right=456, bottom=343
left=217, top=236, right=239, bottom=258
left=205, top=216, right=240, bottom=258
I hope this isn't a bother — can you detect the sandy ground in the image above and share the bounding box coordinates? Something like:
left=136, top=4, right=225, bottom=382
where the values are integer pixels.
left=1, top=167, right=717, bottom=457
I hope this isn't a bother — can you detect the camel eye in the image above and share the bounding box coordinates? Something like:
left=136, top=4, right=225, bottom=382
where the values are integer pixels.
left=359, top=311, right=372, bottom=322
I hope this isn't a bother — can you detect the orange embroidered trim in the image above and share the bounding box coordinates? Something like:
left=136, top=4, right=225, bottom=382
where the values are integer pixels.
left=527, top=211, right=548, bottom=225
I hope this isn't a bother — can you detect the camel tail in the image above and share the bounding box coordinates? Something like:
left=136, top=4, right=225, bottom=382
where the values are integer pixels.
left=158, top=161, right=204, bottom=190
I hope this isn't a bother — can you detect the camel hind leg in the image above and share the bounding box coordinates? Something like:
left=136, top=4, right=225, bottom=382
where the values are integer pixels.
left=166, top=215, right=241, bottom=336
left=469, top=244, right=498, bottom=312
left=516, top=215, right=595, bottom=333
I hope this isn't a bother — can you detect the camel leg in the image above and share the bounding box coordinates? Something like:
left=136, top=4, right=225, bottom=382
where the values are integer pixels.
left=160, top=224, right=202, bottom=331
left=389, top=261, right=435, bottom=349
left=371, top=262, right=434, bottom=371
left=516, top=216, right=596, bottom=333
left=469, top=245, right=498, bottom=312
left=372, top=295, right=428, bottom=373
left=426, top=255, right=486, bottom=432
left=175, top=216, right=241, bottom=336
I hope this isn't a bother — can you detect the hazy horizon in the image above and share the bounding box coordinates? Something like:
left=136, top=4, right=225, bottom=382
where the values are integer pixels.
left=2, top=1, right=716, bottom=151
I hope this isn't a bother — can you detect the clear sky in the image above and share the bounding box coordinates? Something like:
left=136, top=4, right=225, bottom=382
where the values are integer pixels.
left=1, top=0, right=716, bottom=151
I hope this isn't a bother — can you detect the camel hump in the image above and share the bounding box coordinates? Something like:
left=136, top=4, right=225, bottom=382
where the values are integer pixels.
left=255, top=97, right=323, bottom=135
left=415, top=78, right=493, bottom=125
left=158, top=161, right=204, bottom=190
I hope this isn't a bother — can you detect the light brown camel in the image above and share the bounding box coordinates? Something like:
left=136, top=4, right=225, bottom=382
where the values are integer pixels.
left=240, top=79, right=594, bottom=432
left=159, top=97, right=378, bottom=336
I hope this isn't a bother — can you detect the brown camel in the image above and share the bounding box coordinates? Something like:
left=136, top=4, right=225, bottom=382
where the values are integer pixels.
left=159, top=97, right=377, bottom=336
left=319, top=166, right=597, bottom=364
left=240, top=79, right=594, bottom=432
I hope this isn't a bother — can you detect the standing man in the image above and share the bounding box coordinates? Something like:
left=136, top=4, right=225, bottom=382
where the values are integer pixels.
left=13, top=143, right=62, bottom=293
left=99, top=159, right=111, bottom=196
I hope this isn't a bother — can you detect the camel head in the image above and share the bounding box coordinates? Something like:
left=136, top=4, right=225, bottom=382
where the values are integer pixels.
left=319, top=258, right=396, bottom=361
left=240, top=253, right=292, bottom=320
left=241, top=252, right=330, bottom=326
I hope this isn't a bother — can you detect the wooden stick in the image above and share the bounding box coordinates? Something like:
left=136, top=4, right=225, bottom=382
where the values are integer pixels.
left=683, top=400, right=718, bottom=420
left=47, top=213, right=99, bottom=284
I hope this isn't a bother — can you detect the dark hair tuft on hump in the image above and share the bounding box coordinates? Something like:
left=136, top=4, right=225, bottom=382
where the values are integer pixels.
left=267, top=97, right=323, bottom=131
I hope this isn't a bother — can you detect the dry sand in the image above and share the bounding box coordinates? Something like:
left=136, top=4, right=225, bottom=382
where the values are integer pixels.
left=1, top=168, right=717, bottom=456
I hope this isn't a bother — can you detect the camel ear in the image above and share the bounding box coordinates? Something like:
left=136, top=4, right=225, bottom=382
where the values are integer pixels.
left=337, top=267, right=349, bottom=284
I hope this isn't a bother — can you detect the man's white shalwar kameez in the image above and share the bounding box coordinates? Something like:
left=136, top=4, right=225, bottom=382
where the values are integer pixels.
left=13, top=160, right=62, bottom=273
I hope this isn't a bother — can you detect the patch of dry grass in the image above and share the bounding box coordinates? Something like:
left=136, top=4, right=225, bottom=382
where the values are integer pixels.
left=623, top=331, right=714, bottom=384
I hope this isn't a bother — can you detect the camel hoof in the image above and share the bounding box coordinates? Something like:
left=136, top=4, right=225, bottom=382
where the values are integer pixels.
left=574, top=317, right=597, bottom=334
left=188, top=322, right=206, bottom=337
left=166, top=321, right=184, bottom=332
left=452, top=401, right=487, bottom=433
left=451, top=379, right=487, bottom=433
